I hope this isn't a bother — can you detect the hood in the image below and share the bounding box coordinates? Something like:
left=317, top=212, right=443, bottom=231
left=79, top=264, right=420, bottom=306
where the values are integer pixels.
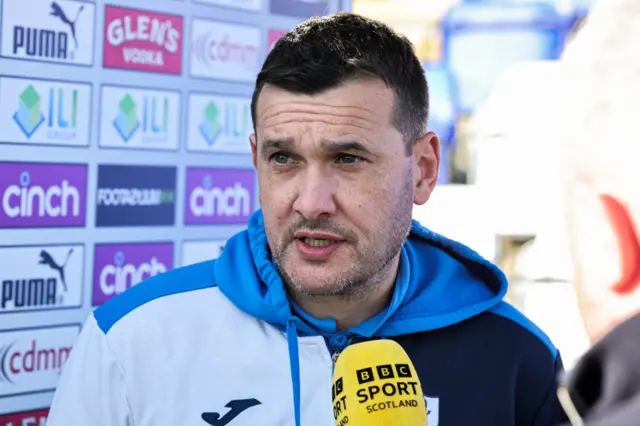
left=559, top=313, right=640, bottom=426
left=214, top=209, right=508, bottom=426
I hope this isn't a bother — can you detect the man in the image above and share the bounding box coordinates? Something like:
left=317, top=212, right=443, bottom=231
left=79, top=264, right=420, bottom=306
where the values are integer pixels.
left=47, top=13, right=564, bottom=426
left=554, top=0, right=640, bottom=424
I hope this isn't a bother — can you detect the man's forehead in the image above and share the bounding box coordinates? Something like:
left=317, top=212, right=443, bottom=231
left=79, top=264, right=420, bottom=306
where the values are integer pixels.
left=255, top=79, right=395, bottom=123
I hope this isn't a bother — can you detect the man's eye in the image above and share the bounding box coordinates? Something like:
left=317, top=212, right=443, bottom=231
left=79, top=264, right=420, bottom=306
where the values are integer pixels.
left=337, top=154, right=361, bottom=164
left=271, top=153, right=292, bottom=165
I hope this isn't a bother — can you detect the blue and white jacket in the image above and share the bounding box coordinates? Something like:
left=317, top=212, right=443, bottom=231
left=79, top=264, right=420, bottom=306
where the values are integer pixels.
left=47, top=210, right=566, bottom=426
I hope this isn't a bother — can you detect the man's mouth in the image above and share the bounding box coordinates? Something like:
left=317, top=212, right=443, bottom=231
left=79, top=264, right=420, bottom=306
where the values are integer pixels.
left=301, top=238, right=335, bottom=247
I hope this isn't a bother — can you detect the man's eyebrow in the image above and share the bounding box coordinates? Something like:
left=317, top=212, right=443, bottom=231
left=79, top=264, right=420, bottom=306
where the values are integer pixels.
left=260, top=139, right=374, bottom=155
left=321, top=140, right=373, bottom=155
left=261, top=138, right=294, bottom=151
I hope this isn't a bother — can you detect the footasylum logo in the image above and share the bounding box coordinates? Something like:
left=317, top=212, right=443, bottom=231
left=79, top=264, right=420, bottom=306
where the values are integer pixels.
left=184, top=167, right=255, bottom=225
left=96, top=164, right=176, bottom=227
left=0, top=245, right=84, bottom=313
left=188, top=93, right=251, bottom=153
left=0, top=325, right=80, bottom=397
left=1, top=0, right=96, bottom=65
left=0, top=163, right=87, bottom=228
left=92, top=242, right=173, bottom=306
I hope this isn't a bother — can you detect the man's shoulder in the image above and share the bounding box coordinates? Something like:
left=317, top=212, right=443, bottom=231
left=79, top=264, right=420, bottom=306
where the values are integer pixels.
left=486, top=301, right=558, bottom=361
left=93, top=259, right=222, bottom=335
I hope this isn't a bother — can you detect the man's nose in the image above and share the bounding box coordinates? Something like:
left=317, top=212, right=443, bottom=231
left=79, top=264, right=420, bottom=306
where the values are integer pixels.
left=292, top=168, right=337, bottom=220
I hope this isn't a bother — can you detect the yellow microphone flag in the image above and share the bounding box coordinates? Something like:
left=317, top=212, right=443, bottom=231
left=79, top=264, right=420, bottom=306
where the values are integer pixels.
left=332, top=339, right=428, bottom=426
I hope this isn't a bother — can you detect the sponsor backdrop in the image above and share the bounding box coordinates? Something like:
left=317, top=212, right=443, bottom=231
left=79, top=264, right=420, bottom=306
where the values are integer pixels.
left=0, top=0, right=348, bottom=419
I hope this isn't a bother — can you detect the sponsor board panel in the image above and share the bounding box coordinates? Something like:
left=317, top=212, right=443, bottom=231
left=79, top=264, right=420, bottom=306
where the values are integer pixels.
left=0, top=162, right=87, bottom=229
left=92, top=242, right=174, bottom=306
left=0, top=76, right=91, bottom=147
left=0, top=244, right=84, bottom=313
left=181, top=239, right=226, bottom=266
left=0, top=0, right=96, bottom=66
left=99, top=85, right=181, bottom=151
left=0, top=324, right=80, bottom=398
left=103, top=5, right=183, bottom=74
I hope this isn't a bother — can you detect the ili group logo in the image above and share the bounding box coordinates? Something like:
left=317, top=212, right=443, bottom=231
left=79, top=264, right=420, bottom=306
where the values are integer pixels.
left=188, top=93, right=251, bottom=153
left=100, top=86, right=180, bottom=150
left=0, top=77, right=91, bottom=146
left=199, top=99, right=249, bottom=146
left=14, top=84, right=77, bottom=138
left=114, top=93, right=167, bottom=142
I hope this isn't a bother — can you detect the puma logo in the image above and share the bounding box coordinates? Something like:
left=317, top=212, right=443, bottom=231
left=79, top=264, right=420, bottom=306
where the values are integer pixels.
left=50, top=1, right=85, bottom=50
left=39, top=249, right=73, bottom=292
left=202, top=399, right=261, bottom=426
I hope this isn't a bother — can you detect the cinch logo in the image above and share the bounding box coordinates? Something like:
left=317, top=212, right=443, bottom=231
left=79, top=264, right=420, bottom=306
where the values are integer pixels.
left=14, top=84, right=77, bottom=140
left=0, top=408, right=49, bottom=426
left=190, top=19, right=260, bottom=82
left=185, top=169, right=255, bottom=225
left=189, top=176, right=250, bottom=218
left=2, top=172, right=79, bottom=219
left=92, top=242, right=173, bottom=306
left=0, top=325, right=79, bottom=397
left=0, top=163, right=87, bottom=228
left=103, top=6, right=183, bottom=74
left=0, top=245, right=84, bottom=312
left=99, top=251, right=166, bottom=297
left=1, top=0, right=96, bottom=65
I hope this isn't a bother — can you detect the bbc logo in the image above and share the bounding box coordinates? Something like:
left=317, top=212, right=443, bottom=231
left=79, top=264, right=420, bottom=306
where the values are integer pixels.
left=356, top=363, right=412, bottom=384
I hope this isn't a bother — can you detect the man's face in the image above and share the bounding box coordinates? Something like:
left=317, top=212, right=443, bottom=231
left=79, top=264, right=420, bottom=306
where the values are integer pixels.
left=251, top=77, right=437, bottom=296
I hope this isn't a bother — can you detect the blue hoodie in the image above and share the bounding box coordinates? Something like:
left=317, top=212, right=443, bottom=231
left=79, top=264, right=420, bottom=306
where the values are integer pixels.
left=213, top=209, right=565, bottom=426
left=47, top=208, right=566, bottom=426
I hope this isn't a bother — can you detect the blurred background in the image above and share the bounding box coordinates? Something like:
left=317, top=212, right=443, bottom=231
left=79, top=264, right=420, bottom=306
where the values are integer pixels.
left=0, top=0, right=594, bottom=421
left=354, top=0, right=594, bottom=369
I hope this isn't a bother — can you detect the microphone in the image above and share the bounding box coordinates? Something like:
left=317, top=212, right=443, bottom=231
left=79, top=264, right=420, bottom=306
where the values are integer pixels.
left=332, top=339, right=427, bottom=426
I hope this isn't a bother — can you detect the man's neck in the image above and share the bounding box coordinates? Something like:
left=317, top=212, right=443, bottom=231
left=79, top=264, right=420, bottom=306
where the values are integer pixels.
left=291, top=255, right=400, bottom=330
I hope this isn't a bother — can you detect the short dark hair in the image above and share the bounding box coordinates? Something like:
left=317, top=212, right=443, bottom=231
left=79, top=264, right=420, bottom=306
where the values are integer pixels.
left=251, top=13, right=428, bottom=154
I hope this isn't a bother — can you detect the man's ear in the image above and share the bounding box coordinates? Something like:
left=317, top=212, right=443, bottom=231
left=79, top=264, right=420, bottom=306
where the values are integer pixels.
left=412, top=131, right=440, bottom=205
left=250, top=134, right=258, bottom=168
left=599, top=194, right=640, bottom=295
